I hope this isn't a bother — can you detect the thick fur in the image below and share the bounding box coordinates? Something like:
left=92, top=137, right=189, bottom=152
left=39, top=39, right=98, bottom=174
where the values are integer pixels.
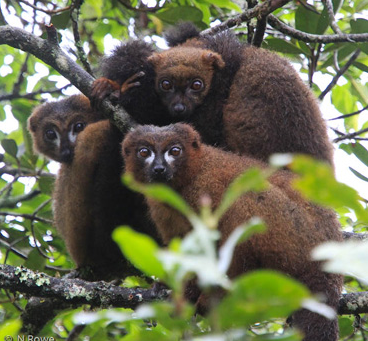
left=122, top=123, right=343, bottom=341
left=91, top=40, right=169, bottom=125
left=53, top=120, right=159, bottom=280
left=28, top=94, right=102, bottom=163
left=94, top=23, right=333, bottom=164
left=155, top=24, right=334, bottom=163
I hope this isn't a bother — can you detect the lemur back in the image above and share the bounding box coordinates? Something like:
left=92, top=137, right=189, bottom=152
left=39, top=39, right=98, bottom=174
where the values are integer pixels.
left=122, top=123, right=342, bottom=341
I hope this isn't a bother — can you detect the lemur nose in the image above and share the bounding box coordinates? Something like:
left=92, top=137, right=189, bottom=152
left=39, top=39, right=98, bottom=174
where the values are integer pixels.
left=173, top=103, right=186, bottom=113
left=153, top=165, right=166, bottom=174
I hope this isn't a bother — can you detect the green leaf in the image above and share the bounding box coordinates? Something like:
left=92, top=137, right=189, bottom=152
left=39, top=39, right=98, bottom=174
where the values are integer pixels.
left=154, top=6, right=203, bottom=24
left=338, top=317, right=354, bottom=338
left=295, top=4, right=320, bottom=34
left=215, top=168, right=268, bottom=219
left=112, top=226, right=166, bottom=279
left=1, top=139, right=18, bottom=158
left=51, top=10, right=71, bottom=29
left=350, top=19, right=368, bottom=54
left=0, top=319, right=22, bottom=339
left=351, top=142, right=368, bottom=167
left=353, top=61, right=368, bottom=73
left=12, top=99, right=33, bottom=124
left=38, top=176, right=55, bottom=195
left=290, top=155, right=368, bottom=221
left=349, top=167, right=368, bottom=182
left=265, top=38, right=305, bottom=55
left=217, top=270, right=309, bottom=328
left=201, top=0, right=241, bottom=12
left=123, top=173, right=194, bottom=217
left=316, top=0, right=342, bottom=34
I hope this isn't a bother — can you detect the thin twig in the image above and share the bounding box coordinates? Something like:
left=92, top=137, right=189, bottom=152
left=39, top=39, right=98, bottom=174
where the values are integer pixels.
left=323, top=0, right=343, bottom=34
left=329, top=104, right=368, bottom=121
left=319, top=49, right=361, bottom=100
left=333, top=127, right=368, bottom=143
left=70, top=0, right=94, bottom=76
left=202, top=0, right=292, bottom=36
left=18, top=0, right=71, bottom=15
left=0, top=211, right=52, bottom=225
left=268, top=15, right=368, bottom=43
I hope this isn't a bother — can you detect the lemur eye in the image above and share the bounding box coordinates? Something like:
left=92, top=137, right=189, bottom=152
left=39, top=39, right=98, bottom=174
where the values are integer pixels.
left=160, top=79, right=172, bottom=91
left=73, top=122, right=86, bottom=133
left=45, top=129, right=57, bottom=140
left=139, top=148, right=151, bottom=158
left=169, top=147, right=181, bottom=157
left=191, top=79, right=203, bottom=91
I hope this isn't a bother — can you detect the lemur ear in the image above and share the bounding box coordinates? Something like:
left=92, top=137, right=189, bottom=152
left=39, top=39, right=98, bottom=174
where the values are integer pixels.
left=202, top=51, right=225, bottom=69
left=27, top=114, right=38, bottom=132
left=147, top=53, right=162, bottom=67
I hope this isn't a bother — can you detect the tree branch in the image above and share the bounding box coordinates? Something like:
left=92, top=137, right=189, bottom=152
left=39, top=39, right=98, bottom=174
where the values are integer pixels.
left=319, top=49, right=361, bottom=100
left=202, top=0, right=291, bottom=35
left=0, top=25, right=136, bottom=133
left=0, top=264, right=170, bottom=308
left=0, top=264, right=367, bottom=317
left=0, top=190, right=41, bottom=209
left=268, top=15, right=368, bottom=43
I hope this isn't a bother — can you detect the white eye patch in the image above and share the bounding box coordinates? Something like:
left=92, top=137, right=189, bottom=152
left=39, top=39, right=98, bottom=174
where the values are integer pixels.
left=164, top=150, right=176, bottom=165
left=68, top=129, right=78, bottom=144
left=145, top=150, right=156, bottom=165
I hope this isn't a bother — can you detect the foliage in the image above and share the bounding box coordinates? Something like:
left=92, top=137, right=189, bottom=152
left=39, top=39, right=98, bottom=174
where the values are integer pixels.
left=0, top=0, right=368, bottom=339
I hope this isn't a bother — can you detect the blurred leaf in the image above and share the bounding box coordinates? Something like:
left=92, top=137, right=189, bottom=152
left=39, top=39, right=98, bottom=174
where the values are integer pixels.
left=51, top=10, right=71, bottom=29
left=312, top=240, right=368, bottom=284
left=317, top=0, right=342, bottom=34
left=295, top=4, right=320, bottom=34
left=338, top=317, right=354, bottom=338
left=331, top=84, right=358, bottom=130
left=155, top=6, right=203, bottom=24
left=217, top=270, right=309, bottom=328
left=265, top=38, right=305, bottom=55
left=291, top=155, right=368, bottom=221
left=350, top=19, right=368, bottom=54
left=11, top=99, right=33, bottom=124
left=25, top=248, right=46, bottom=271
left=353, top=61, right=368, bottom=72
left=218, top=218, right=266, bottom=273
left=350, top=142, right=368, bottom=166
left=0, top=319, right=22, bottom=339
left=113, top=226, right=165, bottom=279
left=215, top=168, right=268, bottom=219
left=1, top=139, right=18, bottom=158
left=201, top=0, right=241, bottom=12
left=123, top=173, right=194, bottom=218
left=39, top=176, right=55, bottom=195
left=349, top=167, right=368, bottom=182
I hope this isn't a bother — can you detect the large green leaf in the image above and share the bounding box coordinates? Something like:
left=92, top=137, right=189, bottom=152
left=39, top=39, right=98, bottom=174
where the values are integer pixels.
left=350, top=142, right=368, bottom=167
left=350, top=19, right=368, bottom=55
left=214, top=168, right=268, bottom=220
left=113, top=226, right=166, bottom=279
left=1, top=139, right=18, bottom=159
left=123, top=173, right=194, bottom=217
left=291, top=155, right=368, bottom=221
left=155, top=6, right=203, bottom=24
left=265, top=38, right=305, bottom=55
left=217, top=270, right=309, bottom=328
left=295, top=4, right=320, bottom=34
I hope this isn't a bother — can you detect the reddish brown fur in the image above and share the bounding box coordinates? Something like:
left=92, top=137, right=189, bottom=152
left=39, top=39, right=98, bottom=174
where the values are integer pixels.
left=54, top=120, right=159, bottom=280
left=122, top=123, right=342, bottom=341
left=92, top=24, right=334, bottom=165
left=28, top=94, right=102, bottom=163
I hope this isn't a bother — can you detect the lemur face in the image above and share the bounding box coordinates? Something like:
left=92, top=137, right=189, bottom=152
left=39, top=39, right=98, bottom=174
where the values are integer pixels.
left=122, top=123, right=201, bottom=184
left=28, top=95, right=102, bottom=163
